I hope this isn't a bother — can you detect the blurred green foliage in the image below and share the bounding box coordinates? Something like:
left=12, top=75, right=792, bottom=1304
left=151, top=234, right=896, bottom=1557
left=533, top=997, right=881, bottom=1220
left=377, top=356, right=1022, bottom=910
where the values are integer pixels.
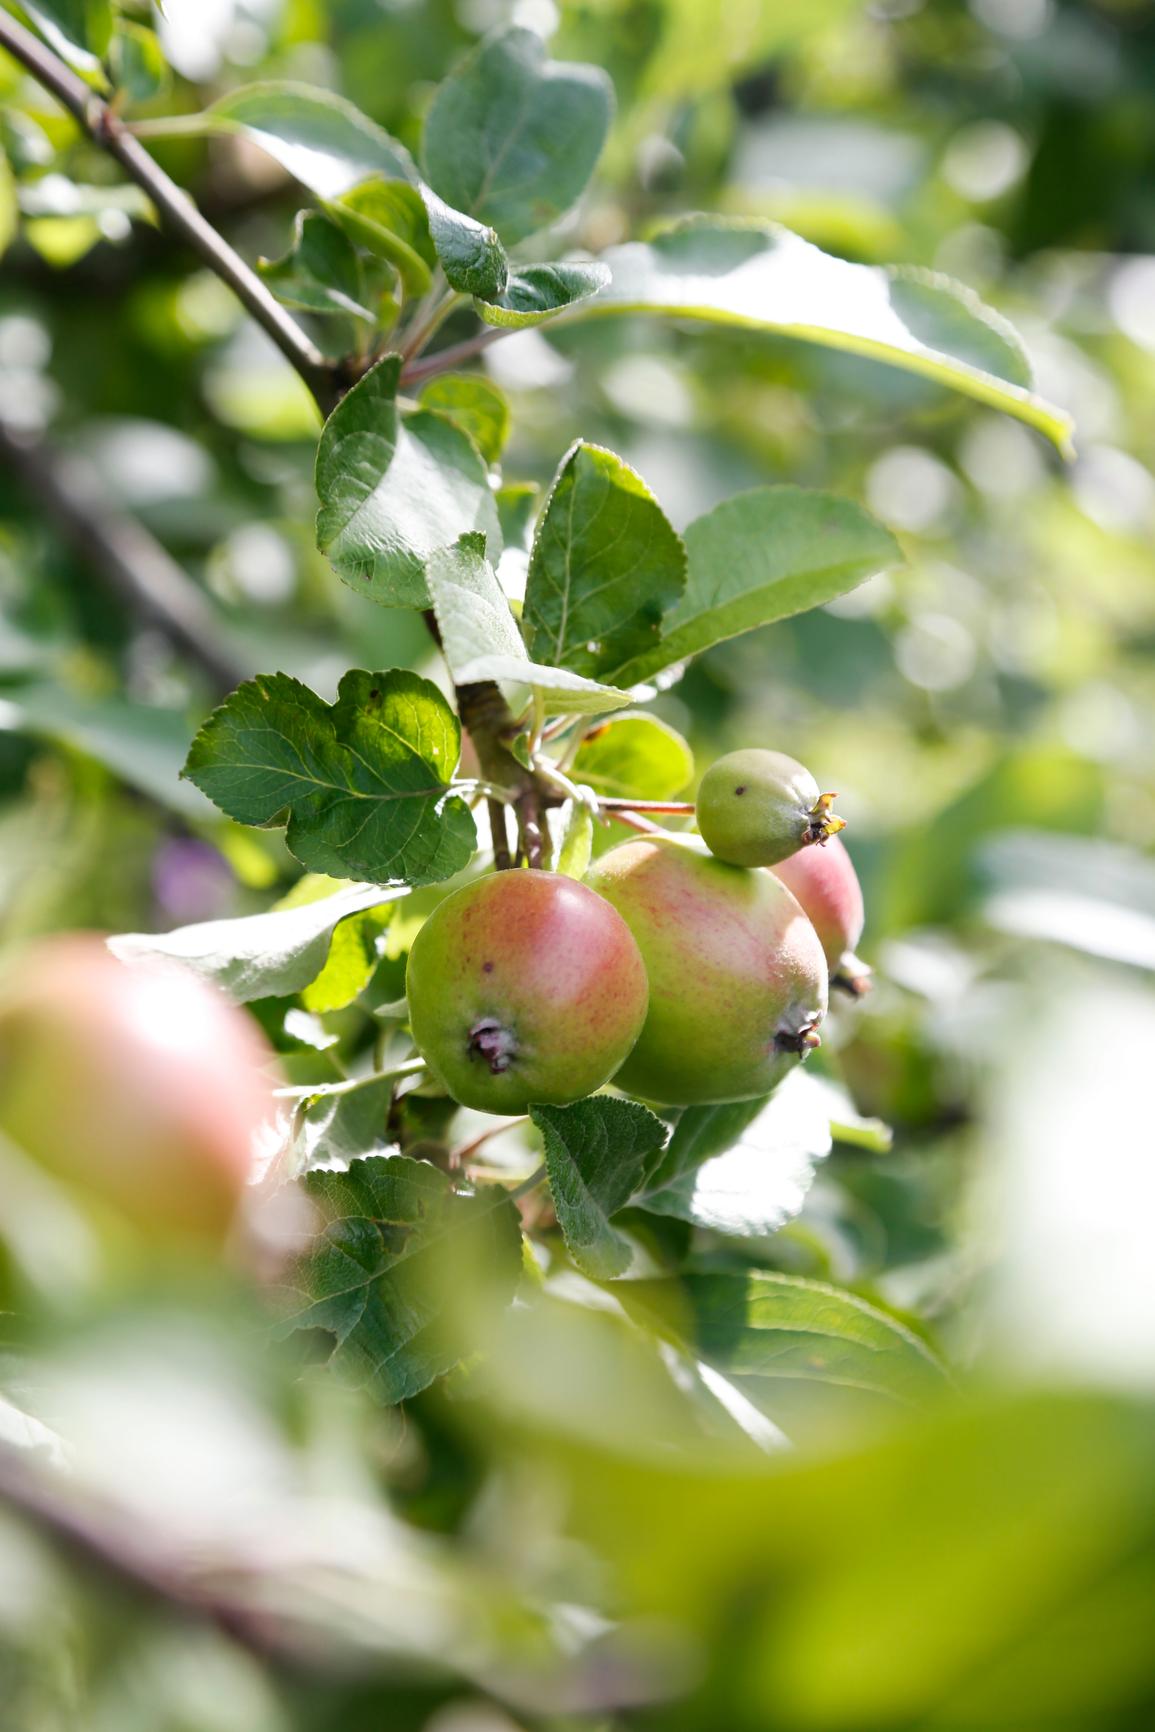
left=3, top=1, right=1155, bottom=1728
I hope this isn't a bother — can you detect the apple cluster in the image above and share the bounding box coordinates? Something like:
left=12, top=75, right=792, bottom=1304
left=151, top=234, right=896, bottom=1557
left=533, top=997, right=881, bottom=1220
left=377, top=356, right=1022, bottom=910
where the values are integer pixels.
left=407, top=749, right=870, bottom=1114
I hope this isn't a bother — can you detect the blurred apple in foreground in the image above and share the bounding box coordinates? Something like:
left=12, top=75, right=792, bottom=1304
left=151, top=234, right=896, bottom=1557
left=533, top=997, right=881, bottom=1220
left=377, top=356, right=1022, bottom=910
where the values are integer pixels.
left=0, top=936, right=276, bottom=1244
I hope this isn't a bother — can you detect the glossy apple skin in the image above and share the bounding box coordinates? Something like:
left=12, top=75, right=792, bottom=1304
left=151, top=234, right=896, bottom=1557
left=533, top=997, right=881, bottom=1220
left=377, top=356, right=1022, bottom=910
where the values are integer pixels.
left=696, top=748, right=826, bottom=868
left=772, top=834, right=864, bottom=967
left=406, top=870, right=649, bottom=1114
left=585, top=837, right=828, bottom=1105
left=0, top=937, right=275, bottom=1241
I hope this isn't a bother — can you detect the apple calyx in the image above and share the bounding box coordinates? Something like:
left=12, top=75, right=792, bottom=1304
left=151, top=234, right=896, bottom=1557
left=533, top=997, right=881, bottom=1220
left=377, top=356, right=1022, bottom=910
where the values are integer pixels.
left=468, top=1017, right=519, bottom=1075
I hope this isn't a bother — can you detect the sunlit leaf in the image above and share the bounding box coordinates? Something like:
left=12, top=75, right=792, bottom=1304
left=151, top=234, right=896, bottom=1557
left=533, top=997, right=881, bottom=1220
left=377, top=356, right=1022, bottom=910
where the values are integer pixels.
left=183, top=669, right=476, bottom=886
left=108, top=881, right=405, bottom=1002
left=524, top=442, right=687, bottom=685
left=426, top=535, right=632, bottom=716
left=275, top=874, right=395, bottom=1012
left=640, top=1069, right=834, bottom=1237
left=571, top=713, right=694, bottom=800
left=206, top=82, right=416, bottom=196
left=610, top=485, right=901, bottom=687
left=676, top=1270, right=948, bottom=1408
left=422, top=26, right=613, bottom=245
left=315, top=355, right=501, bottom=609
left=588, top=219, right=1073, bottom=450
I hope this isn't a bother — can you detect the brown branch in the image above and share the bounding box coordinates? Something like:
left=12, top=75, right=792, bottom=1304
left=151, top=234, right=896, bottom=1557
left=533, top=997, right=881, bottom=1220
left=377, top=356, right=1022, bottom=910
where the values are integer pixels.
left=0, top=1441, right=295, bottom=1663
left=0, top=11, right=338, bottom=413
left=0, top=416, right=246, bottom=696
left=599, top=799, right=695, bottom=815
left=400, top=327, right=508, bottom=388
left=488, top=797, right=513, bottom=870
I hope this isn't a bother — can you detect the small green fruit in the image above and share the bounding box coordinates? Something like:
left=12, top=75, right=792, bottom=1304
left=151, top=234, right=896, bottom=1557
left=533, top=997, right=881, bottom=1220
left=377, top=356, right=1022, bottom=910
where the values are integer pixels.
left=406, top=869, right=648, bottom=1114
left=696, top=748, right=844, bottom=868
left=773, top=833, right=871, bottom=997
left=586, top=837, right=828, bottom=1105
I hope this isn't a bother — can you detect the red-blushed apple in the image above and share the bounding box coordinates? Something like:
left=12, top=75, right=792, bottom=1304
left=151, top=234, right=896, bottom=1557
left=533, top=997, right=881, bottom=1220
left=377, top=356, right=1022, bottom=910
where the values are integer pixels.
left=0, top=936, right=276, bottom=1243
left=406, top=869, right=648, bottom=1114
left=772, top=833, right=871, bottom=997
left=586, top=836, right=828, bottom=1104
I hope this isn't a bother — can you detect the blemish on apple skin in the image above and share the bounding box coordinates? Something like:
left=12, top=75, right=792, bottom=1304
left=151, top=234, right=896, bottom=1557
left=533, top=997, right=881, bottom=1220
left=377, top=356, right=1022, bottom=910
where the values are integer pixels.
left=482, top=960, right=494, bottom=973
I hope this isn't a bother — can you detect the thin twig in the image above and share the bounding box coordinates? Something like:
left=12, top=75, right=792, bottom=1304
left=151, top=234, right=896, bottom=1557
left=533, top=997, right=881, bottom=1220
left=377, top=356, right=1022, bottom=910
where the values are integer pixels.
left=0, top=1442, right=296, bottom=1663
left=607, top=808, right=666, bottom=836
left=0, top=11, right=337, bottom=412
left=599, top=800, right=696, bottom=815
left=400, top=327, right=508, bottom=387
left=451, top=1115, right=529, bottom=1169
left=0, top=415, right=246, bottom=696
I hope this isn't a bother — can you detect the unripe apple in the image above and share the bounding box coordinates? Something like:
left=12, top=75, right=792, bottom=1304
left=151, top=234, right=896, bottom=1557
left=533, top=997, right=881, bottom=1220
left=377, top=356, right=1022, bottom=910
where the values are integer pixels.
left=406, top=870, right=648, bottom=1114
left=0, top=937, right=275, bottom=1243
left=771, top=832, right=872, bottom=997
left=696, top=748, right=844, bottom=868
left=585, top=837, right=827, bottom=1104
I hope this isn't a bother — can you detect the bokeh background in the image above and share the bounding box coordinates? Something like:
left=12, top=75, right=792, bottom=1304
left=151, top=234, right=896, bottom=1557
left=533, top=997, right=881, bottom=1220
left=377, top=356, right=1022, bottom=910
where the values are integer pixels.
left=3, top=2, right=1155, bottom=1728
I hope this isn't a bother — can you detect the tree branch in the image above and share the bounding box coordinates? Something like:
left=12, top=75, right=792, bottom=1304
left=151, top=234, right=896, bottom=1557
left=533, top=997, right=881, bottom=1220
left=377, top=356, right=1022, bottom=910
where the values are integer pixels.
left=0, top=11, right=339, bottom=413
left=0, top=416, right=247, bottom=696
left=0, top=1440, right=295, bottom=1663
left=400, top=327, right=508, bottom=388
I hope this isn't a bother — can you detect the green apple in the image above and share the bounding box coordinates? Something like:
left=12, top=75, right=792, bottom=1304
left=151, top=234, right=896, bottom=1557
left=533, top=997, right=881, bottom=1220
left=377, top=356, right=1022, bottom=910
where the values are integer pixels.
left=586, top=837, right=827, bottom=1104
left=696, top=748, right=844, bottom=868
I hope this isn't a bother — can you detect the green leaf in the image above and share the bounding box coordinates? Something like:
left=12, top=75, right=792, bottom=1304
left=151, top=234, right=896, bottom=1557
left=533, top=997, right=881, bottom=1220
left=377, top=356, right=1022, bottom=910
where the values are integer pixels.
left=170, top=83, right=508, bottom=301
left=108, top=20, right=168, bottom=105
left=17, top=1, right=111, bottom=72
left=590, top=219, right=1073, bottom=451
left=423, top=189, right=508, bottom=299
left=0, top=686, right=212, bottom=819
left=639, top=1069, right=833, bottom=1237
left=276, top=875, right=394, bottom=1013
left=206, top=82, right=417, bottom=196
left=314, top=355, right=501, bottom=610
left=426, top=535, right=632, bottom=716
left=418, top=373, right=510, bottom=465
left=107, top=881, right=404, bottom=1003
left=422, top=26, right=613, bottom=246
left=571, top=713, right=693, bottom=800
left=612, top=485, right=901, bottom=687
left=182, top=669, right=476, bottom=887
left=291, top=1078, right=399, bottom=1176
left=284, top=1155, right=523, bottom=1402
left=523, top=442, right=687, bottom=685
left=678, top=1269, right=948, bottom=1409
left=495, top=480, right=540, bottom=598
left=258, top=210, right=377, bottom=320
left=532, top=1098, right=669, bottom=1281
left=324, top=178, right=434, bottom=300
left=476, top=261, right=610, bottom=330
